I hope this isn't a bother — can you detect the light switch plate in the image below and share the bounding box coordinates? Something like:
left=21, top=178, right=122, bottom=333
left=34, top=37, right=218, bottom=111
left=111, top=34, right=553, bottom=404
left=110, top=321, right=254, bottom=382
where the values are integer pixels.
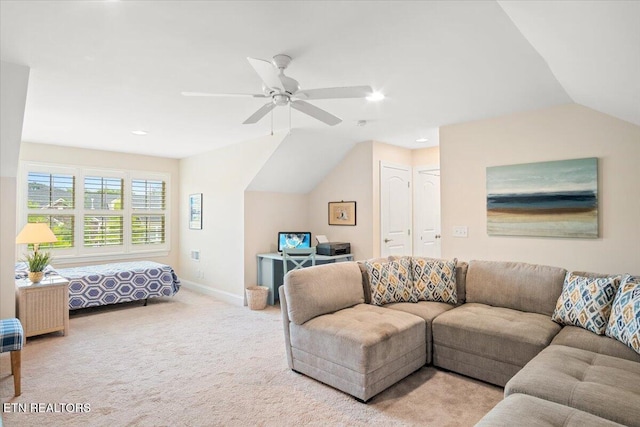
left=453, top=226, right=468, bottom=238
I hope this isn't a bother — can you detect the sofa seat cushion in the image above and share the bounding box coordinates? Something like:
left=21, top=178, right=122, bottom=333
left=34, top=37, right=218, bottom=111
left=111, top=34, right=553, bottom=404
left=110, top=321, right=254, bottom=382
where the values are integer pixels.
left=384, top=300, right=455, bottom=364
left=505, top=345, right=640, bottom=426
left=476, top=394, right=625, bottom=427
left=433, top=303, right=561, bottom=368
left=551, top=326, right=640, bottom=362
left=289, top=303, right=425, bottom=374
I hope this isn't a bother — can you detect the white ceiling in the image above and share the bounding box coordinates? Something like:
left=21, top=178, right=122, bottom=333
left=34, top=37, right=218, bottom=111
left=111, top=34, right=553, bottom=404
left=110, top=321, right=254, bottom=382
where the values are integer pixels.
left=1, top=1, right=638, bottom=159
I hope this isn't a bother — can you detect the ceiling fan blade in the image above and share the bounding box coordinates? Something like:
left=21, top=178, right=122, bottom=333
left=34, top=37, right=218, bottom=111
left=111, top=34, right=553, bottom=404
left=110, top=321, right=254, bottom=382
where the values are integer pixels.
left=243, top=102, right=276, bottom=124
left=181, top=91, right=266, bottom=98
left=247, top=57, right=284, bottom=91
left=294, top=85, right=373, bottom=100
left=290, top=100, right=342, bottom=126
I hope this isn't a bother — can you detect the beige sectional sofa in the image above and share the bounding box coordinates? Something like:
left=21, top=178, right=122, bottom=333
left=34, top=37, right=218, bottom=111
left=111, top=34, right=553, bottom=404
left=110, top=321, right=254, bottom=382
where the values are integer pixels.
left=279, top=258, right=640, bottom=425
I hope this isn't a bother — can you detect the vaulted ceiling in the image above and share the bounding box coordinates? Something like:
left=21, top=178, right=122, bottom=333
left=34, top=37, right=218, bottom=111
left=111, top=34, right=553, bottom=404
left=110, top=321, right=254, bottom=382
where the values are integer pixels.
left=1, top=1, right=638, bottom=159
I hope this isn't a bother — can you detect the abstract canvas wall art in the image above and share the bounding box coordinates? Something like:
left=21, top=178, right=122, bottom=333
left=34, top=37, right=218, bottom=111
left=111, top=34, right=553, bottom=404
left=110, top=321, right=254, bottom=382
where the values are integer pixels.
left=487, top=158, right=598, bottom=238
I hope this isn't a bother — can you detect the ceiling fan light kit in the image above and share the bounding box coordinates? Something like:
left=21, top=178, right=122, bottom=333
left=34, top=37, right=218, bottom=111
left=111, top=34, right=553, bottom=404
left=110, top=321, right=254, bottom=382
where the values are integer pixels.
left=183, top=54, right=377, bottom=126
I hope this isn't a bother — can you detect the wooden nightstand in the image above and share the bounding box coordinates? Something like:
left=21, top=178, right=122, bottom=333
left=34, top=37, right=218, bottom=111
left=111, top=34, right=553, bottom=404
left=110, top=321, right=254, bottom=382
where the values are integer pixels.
left=15, top=275, right=69, bottom=342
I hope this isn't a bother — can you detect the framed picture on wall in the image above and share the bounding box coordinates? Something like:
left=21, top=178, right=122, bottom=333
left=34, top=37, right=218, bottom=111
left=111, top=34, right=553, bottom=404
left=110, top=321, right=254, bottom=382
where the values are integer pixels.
left=328, top=201, right=356, bottom=226
left=189, top=193, right=203, bottom=230
left=486, top=157, right=598, bottom=238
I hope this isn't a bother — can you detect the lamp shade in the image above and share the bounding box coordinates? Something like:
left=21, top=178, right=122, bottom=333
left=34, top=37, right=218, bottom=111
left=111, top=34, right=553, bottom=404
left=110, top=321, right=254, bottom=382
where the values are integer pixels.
left=16, top=223, right=58, bottom=245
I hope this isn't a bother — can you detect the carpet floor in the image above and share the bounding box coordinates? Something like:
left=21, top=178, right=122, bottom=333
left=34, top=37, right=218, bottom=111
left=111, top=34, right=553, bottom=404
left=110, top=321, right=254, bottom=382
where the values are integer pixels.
left=1, top=288, right=502, bottom=426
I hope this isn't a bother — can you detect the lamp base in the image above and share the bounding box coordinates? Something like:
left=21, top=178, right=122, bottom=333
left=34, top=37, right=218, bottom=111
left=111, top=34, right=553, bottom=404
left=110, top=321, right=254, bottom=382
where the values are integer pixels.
left=28, top=271, right=44, bottom=283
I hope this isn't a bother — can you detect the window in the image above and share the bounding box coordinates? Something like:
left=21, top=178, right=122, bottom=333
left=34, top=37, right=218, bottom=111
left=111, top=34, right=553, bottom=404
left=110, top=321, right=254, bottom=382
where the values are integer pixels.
left=84, top=215, right=124, bottom=247
left=132, top=179, right=166, bottom=245
left=83, top=176, right=124, bottom=247
left=27, top=172, right=75, bottom=249
left=20, top=163, right=170, bottom=262
left=132, top=215, right=165, bottom=245
left=84, top=176, right=123, bottom=210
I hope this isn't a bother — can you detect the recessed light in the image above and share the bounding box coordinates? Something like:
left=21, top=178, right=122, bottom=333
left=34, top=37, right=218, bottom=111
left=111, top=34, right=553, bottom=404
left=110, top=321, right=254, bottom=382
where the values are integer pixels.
left=416, top=138, right=429, bottom=143
left=131, top=130, right=148, bottom=136
left=366, top=92, right=385, bottom=102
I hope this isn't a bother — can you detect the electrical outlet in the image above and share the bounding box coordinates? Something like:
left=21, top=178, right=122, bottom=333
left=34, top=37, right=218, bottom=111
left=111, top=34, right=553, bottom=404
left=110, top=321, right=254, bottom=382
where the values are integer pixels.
left=191, top=250, right=200, bottom=261
left=453, top=226, right=468, bottom=238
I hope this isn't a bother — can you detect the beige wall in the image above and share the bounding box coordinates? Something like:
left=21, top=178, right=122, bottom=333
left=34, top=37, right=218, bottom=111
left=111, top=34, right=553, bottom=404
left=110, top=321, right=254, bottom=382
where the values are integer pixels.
left=244, top=191, right=309, bottom=289
left=180, top=133, right=284, bottom=304
left=413, top=146, right=440, bottom=167
left=305, top=142, right=441, bottom=261
left=307, top=141, right=374, bottom=261
left=440, top=104, right=640, bottom=273
left=1, top=177, right=17, bottom=317
left=18, top=142, right=181, bottom=268
left=1, top=61, right=29, bottom=318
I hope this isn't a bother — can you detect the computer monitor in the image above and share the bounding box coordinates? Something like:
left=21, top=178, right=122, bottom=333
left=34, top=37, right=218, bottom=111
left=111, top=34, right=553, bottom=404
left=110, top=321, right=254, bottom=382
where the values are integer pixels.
left=278, top=232, right=312, bottom=252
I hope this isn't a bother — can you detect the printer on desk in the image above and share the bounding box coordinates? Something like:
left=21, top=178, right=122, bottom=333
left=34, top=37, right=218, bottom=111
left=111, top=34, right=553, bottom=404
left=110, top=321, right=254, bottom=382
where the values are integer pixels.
left=316, top=242, right=351, bottom=256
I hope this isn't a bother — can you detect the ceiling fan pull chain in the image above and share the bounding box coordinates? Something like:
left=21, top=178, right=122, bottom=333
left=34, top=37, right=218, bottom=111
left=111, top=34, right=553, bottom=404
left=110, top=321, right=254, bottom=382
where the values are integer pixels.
left=270, top=109, right=274, bottom=136
left=289, top=102, right=292, bottom=133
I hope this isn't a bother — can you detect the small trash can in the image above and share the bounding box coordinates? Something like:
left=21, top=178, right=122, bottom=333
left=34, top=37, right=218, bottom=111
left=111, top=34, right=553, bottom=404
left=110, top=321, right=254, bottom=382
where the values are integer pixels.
left=246, top=286, right=269, bottom=310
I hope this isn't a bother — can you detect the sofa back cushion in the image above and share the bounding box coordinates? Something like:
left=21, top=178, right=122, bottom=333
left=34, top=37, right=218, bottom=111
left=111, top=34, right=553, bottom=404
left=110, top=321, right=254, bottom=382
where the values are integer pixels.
left=358, top=257, right=390, bottom=304
left=284, top=261, right=364, bottom=325
left=455, top=261, right=469, bottom=305
left=466, top=260, right=566, bottom=316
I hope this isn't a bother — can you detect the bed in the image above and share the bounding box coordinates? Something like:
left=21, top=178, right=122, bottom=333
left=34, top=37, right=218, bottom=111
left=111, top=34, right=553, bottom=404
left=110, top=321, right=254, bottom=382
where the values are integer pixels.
left=15, top=261, right=181, bottom=310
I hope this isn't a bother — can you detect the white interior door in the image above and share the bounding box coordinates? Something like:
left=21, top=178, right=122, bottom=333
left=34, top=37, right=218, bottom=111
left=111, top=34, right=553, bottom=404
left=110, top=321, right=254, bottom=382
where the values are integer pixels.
left=413, top=167, right=441, bottom=258
left=380, top=162, right=412, bottom=257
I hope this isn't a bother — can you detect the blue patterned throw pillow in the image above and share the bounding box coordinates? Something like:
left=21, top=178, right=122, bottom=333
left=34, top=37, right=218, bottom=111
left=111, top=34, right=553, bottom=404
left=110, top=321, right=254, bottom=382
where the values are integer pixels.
left=552, top=272, right=620, bottom=335
left=411, top=257, right=458, bottom=304
left=605, top=275, right=640, bottom=355
left=364, top=257, right=417, bottom=306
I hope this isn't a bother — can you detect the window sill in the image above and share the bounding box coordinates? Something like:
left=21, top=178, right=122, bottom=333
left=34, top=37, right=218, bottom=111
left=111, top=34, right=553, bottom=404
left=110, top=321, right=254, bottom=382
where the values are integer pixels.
left=52, top=250, right=171, bottom=266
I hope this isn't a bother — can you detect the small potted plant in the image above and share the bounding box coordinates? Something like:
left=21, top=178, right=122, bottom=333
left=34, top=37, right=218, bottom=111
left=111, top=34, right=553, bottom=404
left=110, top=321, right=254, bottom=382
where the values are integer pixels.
left=23, top=251, right=52, bottom=283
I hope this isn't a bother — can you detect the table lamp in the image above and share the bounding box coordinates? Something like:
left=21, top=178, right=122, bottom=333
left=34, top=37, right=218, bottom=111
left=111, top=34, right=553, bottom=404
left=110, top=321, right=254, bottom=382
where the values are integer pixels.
left=16, top=223, right=58, bottom=283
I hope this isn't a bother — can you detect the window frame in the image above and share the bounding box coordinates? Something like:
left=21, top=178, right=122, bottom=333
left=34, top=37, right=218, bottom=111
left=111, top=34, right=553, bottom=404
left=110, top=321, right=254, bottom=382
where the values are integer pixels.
left=18, top=161, right=170, bottom=265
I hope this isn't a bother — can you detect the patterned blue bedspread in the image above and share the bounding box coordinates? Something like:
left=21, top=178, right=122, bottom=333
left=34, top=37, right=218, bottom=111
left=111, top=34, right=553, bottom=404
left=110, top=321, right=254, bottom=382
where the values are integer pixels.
left=16, top=261, right=180, bottom=310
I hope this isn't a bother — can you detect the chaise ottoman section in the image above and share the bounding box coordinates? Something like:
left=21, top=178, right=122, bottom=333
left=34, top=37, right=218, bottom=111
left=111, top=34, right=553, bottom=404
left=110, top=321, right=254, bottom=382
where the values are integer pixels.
left=289, top=303, right=426, bottom=402
left=476, top=394, right=625, bottom=427
left=432, top=303, right=561, bottom=386
left=505, top=345, right=640, bottom=426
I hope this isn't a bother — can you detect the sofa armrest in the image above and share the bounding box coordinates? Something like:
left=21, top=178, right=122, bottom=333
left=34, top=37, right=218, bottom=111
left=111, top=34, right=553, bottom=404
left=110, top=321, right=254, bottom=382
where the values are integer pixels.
left=279, top=286, right=294, bottom=369
left=283, top=262, right=364, bottom=325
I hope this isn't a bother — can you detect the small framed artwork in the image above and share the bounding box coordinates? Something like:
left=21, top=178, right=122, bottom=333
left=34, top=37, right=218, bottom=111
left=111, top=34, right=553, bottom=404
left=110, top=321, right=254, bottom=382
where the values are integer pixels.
left=328, top=201, right=356, bottom=226
left=189, top=193, right=203, bottom=230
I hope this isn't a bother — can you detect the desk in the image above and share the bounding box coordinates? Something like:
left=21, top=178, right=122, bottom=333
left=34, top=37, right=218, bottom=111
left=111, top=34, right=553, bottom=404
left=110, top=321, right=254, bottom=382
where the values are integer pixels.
left=16, top=275, right=69, bottom=342
left=257, top=253, right=354, bottom=305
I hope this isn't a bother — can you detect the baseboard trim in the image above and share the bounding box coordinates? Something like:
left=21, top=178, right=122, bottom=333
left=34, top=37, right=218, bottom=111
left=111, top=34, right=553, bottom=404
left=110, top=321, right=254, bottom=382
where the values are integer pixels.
left=180, top=280, right=244, bottom=306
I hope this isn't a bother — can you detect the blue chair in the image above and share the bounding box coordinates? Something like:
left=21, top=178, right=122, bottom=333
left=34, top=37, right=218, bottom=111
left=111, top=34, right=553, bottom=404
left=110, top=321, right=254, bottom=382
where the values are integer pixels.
left=1, top=318, right=24, bottom=396
left=282, top=247, right=317, bottom=276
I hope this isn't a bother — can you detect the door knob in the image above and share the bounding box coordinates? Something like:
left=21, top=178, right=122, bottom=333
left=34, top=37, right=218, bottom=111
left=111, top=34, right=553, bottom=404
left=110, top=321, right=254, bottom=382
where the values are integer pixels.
left=384, top=238, right=393, bottom=243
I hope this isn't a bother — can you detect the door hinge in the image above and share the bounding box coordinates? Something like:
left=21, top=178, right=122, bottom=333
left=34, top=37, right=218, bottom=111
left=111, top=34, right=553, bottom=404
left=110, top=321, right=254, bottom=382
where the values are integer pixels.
left=408, top=229, right=411, bottom=236
left=407, top=182, right=410, bottom=188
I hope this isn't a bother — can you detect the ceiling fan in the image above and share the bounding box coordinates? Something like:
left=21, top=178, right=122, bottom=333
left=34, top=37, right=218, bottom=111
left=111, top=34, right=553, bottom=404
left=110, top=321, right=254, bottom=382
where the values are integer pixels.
left=182, top=54, right=374, bottom=126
